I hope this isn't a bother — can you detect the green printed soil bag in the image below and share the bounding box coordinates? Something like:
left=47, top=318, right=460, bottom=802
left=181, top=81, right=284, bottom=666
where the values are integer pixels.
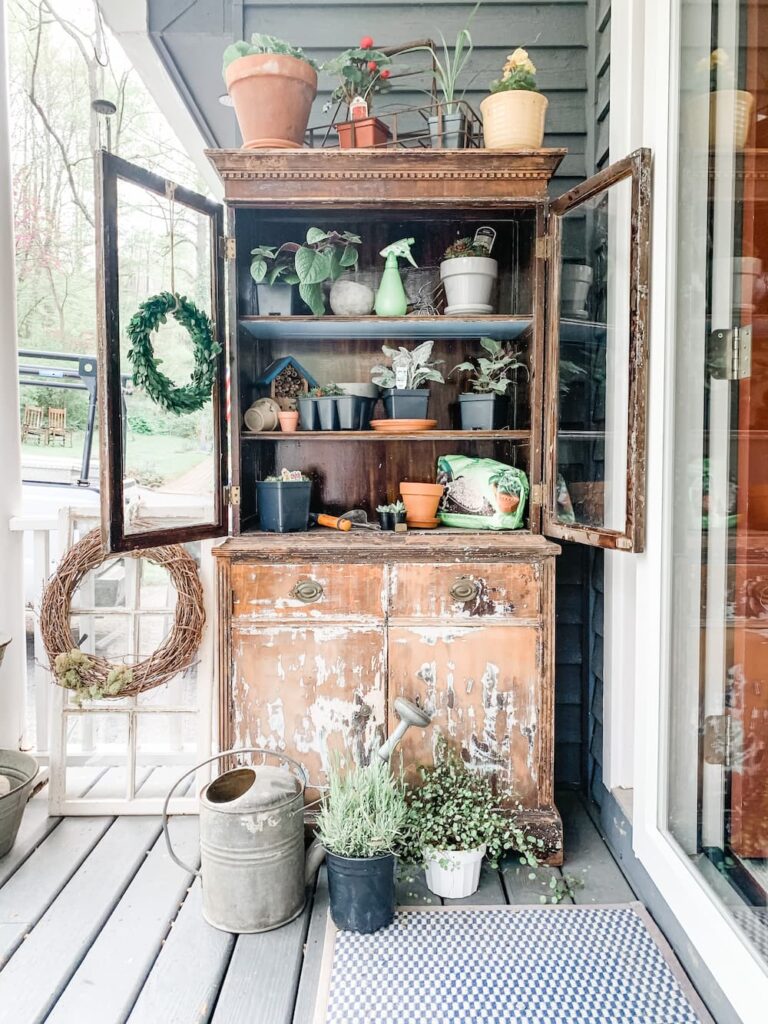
left=436, top=455, right=528, bottom=530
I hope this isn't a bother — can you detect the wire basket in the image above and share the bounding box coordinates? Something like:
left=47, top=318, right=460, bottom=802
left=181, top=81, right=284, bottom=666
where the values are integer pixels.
left=306, top=100, right=483, bottom=151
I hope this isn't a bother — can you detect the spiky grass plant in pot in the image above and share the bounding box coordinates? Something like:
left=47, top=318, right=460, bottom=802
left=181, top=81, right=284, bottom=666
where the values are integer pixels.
left=398, top=737, right=541, bottom=899
left=451, top=336, right=528, bottom=430
left=315, top=757, right=408, bottom=933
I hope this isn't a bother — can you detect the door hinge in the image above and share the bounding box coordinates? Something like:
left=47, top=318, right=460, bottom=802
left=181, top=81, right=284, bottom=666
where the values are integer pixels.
left=224, top=485, right=240, bottom=507
left=709, top=326, right=752, bottom=380
left=220, top=236, right=237, bottom=261
left=536, top=235, right=553, bottom=260
left=530, top=483, right=543, bottom=506
left=703, top=714, right=731, bottom=766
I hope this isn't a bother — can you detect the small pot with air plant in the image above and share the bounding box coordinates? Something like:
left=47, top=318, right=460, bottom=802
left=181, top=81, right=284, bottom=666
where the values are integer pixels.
left=440, top=237, right=498, bottom=315
left=452, top=336, right=528, bottom=430
left=370, top=341, right=445, bottom=420
left=314, top=756, right=408, bottom=933
left=398, top=737, right=542, bottom=900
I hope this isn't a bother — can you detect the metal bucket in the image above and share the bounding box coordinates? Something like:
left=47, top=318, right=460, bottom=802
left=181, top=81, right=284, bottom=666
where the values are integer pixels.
left=163, top=748, right=310, bottom=934
left=0, top=750, right=39, bottom=858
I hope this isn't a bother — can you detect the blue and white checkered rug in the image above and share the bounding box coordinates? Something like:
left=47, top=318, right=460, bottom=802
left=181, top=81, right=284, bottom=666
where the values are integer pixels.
left=315, top=904, right=711, bottom=1024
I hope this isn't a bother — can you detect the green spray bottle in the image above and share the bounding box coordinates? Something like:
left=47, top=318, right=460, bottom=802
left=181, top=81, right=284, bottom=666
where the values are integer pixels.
left=374, top=237, right=418, bottom=316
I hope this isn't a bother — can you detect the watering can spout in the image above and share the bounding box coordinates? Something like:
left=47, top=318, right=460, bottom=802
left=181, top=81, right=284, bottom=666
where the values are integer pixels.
left=377, top=696, right=432, bottom=762
left=305, top=837, right=326, bottom=883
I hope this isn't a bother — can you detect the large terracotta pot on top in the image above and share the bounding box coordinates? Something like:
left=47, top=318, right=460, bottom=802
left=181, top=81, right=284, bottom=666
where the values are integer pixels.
left=226, top=53, right=318, bottom=149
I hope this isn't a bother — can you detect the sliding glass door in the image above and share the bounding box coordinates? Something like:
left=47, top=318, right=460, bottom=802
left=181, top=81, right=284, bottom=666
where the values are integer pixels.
left=666, top=0, right=768, bottom=963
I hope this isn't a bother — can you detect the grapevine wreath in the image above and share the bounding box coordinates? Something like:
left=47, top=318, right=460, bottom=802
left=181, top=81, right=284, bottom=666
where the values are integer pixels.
left=41, top=529, right=205, bottom=702
left=126, top=291, right=221, bottom=415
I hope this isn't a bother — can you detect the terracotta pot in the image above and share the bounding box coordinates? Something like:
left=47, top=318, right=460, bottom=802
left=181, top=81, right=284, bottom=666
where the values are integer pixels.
left=400, top=482, right=444, bottom=523
left=336, top=117, right=391, bottom=149
left=480, top=90, right=548, bottom=150
left=278, top=411, right=300, bottom=433
left=493, top=486, right=520, bottom=515
left=225, top=53, right=317, bottom=150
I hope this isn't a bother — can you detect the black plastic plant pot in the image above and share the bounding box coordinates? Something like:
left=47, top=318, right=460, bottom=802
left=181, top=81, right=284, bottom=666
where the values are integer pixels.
left=359, top=397, right=377, bottom=429
left=325, top=851, right=396, bottom=934
left=336, top=395, right=363, bottom=431
left=383, top=388, right=429, bottom=420
left=297, top=396, right=317, bottom=431
left=256, top=282, right=295, bottom=316
left=316, top=397, right=339, bottom=431
left=458, top=393, right=509, bottom=430
left=256, top=480, right=311, bottom=533
left=378, top=511, right=407, bottom=531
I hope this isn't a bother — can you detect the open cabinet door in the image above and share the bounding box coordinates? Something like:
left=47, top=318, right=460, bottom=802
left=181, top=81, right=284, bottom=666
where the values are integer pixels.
left=96, top=151, right=228, bottom=553
left=543, top=149, right=651, bottom=552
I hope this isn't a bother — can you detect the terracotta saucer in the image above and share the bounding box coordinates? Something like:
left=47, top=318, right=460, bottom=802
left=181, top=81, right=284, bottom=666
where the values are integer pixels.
left=406, top=517, right=441, bottom=529
left=369, top=419, right=437, bottom=433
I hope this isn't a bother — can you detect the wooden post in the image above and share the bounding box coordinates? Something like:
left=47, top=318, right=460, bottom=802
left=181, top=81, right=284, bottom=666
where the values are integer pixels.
left=0, top=9, right=27, bottom=750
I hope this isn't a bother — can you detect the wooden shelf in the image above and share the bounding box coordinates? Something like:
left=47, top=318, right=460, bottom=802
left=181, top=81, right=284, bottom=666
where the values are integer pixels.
left=239, top=315, right=533, bottom=341
left=242, top=430, right=530, bottom=442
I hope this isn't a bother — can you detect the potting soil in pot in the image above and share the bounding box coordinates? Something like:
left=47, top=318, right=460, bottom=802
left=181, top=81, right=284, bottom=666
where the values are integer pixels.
left=436, top=455, right=528, bottom=530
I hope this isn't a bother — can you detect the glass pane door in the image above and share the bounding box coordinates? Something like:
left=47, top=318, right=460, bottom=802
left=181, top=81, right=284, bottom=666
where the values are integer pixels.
left=666, top=0, right=768, bottom=963
left=96, top=152, right=227, bottom=553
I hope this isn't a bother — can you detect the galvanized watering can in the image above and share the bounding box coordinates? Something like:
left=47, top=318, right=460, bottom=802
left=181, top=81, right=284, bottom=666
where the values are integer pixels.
left=163, top=748, right=325, bottom=934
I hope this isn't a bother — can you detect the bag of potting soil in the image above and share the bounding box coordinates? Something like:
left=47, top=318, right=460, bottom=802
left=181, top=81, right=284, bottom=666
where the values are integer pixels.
left=436, top=455, right=528, bottom=530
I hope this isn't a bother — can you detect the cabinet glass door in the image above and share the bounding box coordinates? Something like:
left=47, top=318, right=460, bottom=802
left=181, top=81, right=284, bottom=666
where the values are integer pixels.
left=96, top=152, right=227, bottom=553
left=543, top=150, right=651, bottom=552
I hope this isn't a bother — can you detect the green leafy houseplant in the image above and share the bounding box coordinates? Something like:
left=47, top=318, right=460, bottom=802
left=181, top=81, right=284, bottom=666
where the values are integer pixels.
left=322, top=37, right=393, bottom=114
left=315, top=757, right=408, bottom=858
left=489, top=47, right=538, bottom=93
left=250, top=229, right=362, bottom=316
left=370, top=341, right=445, bottom=390
left=222, top=33, right=317, bottom=74
left=398, top=738, right=542, bottom=868
left=452, top=337, right=528, bottom=395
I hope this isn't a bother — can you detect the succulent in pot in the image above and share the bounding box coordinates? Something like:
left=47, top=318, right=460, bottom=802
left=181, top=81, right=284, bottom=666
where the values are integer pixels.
left=370, top=341, right=445, bottom=419
left=376, top=500, right=407, bottom=531
left=440, top=237, right=498, bottom=315
left=250, top=228, right=362, bottom=317
left=222, top=34, right=318, bottom=150
left=398, top=737, right=541, bottom=899
left=314, top=756, right=408, bottom=933
left=451, top=336, right=528, bottom=430
left=481, top=47, right=548, bottom=150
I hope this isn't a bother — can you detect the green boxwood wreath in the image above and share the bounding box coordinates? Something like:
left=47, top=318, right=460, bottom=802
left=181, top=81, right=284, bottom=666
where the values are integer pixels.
left=127, top=291, right=221, bottom=415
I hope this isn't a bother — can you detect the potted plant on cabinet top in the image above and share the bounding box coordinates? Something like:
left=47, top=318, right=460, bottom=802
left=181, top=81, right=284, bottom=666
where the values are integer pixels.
left=250, top=228, right=362, bottom=316
left=314, top=757, right=408, bottom=933
left=256, top=471, right=312, bottom=533
left=452, top=336, right=528, bottom=430
left=323, top=37, right=393, bottom=148
left=370, top=341, right=445, bottom=419
left=440, top=237, right=498, bottom=315
left=223, top=34, right=318, bottom=149
left=481, top=47, right=548, bottom=150
left=399, top=737, right=541, bottom=899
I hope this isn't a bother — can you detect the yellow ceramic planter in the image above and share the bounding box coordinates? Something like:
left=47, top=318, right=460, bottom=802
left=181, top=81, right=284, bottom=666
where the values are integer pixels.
left=480, top=90, right=548, bottom=150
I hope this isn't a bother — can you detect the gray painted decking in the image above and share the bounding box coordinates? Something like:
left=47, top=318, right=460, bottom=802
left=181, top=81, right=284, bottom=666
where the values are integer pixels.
left=0, top=776, right=636, bottom=1024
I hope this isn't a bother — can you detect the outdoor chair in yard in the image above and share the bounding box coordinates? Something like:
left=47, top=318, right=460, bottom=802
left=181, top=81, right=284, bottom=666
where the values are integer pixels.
left=46, top=407, right=72, bottom=447
left=20, top=404, right=46, bottom=444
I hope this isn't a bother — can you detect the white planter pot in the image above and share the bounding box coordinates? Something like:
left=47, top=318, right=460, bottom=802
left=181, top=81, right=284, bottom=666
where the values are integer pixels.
left=561, top=263, right=593, bottom=315
left=440, top=257, right=498, bottom=313
left=423, top=844, right=486, bottom=899
left=480, top=90, right=548, bottom=150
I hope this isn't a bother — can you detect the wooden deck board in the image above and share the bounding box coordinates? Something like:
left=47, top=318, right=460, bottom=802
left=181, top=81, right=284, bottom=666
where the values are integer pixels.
left=292, top=868, right=328, bottom=1024
left=0, top=816, right=161, bottom=1023
left=444, top=862, right=507, bottom=906
left=45, top=818, right=200, bottom=1024
left=129, top=878, right=235, bottom=1024
left=558, top=791, right=635, bottom=904
left=212, top=889, right=312, bottom=1024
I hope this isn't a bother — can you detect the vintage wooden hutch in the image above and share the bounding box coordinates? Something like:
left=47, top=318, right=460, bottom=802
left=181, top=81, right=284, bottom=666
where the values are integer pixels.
left=95, top=147, right=650, bottom=864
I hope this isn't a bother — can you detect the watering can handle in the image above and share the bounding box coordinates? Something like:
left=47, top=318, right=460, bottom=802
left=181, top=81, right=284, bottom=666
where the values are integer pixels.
left=162, top=747, right=309, bottom=876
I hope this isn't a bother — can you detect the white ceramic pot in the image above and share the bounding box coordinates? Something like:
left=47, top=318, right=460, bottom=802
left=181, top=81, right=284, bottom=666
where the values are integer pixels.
left=733, top=256, right=762, bottom=312
left=480, top=90, right=548, bottom=150
left=329, top=278, right=375, bottom=316
left=440, top=257, right=498, bottom=312
left=423, top=844, right=486, bottom=899
left=561, top=263, right=593, bottom=315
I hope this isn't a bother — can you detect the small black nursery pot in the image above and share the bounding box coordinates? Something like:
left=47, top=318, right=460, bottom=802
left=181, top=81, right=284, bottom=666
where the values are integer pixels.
left=316, top=396, right=339, bottom=431
left=325, top=851, right=396, bottom=934
left=383, top=388, right=430, bottom=420
left=256, top=480, right=311, bottom=533
left=458, top=393, right=509, bottom=430
left=336, top=395, right=363, bottom=431
left=297, top=395, right=318, bottom=431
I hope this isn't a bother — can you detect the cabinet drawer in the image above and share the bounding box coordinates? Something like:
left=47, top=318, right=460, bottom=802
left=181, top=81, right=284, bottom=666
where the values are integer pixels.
left=389, top=562, right=540, bottom=620
left=230, top=562, right=385, bottom=621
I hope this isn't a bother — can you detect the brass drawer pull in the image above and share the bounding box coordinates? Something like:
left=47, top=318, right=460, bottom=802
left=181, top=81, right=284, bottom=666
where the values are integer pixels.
left=290, top=579, right=324, bottom=603
left=450, top=577, right=480, bottom=602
